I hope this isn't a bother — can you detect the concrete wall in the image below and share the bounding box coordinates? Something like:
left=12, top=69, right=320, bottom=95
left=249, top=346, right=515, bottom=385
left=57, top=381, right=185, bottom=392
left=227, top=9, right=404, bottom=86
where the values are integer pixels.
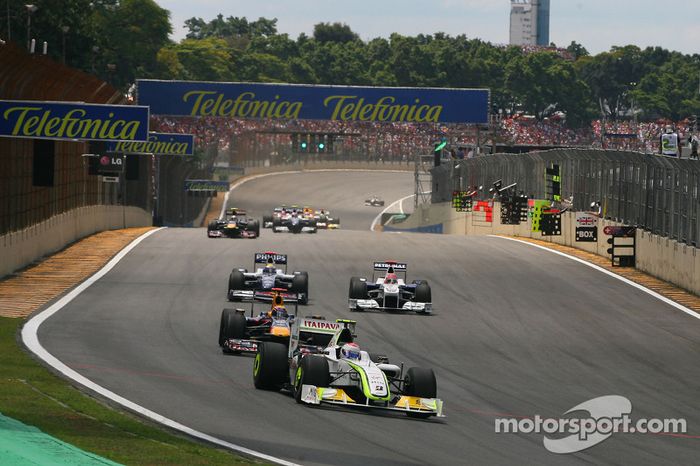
left=0, top=205, right=152, bottom=278
left=387, top=202, right=699, bottom=296
left=239, top=161, right=413, bottom=176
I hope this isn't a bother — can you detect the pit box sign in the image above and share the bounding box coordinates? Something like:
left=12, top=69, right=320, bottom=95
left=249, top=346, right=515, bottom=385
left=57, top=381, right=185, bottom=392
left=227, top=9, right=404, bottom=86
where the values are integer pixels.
left=451, top=191, right=473, bottom=212
left=575, top=212, right=598, bottom=242
left=530, top=200, right=551, bottom=232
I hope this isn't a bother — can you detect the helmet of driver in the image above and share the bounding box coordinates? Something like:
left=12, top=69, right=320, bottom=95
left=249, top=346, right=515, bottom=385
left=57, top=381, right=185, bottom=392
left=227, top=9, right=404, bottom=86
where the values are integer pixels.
left=341, top=342, right=361, bottom=360
left=263, top=266, right=275, bottom=275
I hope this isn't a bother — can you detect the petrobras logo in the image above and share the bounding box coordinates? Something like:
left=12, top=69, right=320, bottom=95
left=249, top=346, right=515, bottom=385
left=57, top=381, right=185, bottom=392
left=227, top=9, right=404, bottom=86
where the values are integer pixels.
left=373, top=262, right=407, bottom=270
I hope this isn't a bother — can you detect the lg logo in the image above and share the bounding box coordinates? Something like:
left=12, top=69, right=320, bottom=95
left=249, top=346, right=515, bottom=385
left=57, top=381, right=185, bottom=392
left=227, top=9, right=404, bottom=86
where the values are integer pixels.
left=100, top=156, right=123, bottom=166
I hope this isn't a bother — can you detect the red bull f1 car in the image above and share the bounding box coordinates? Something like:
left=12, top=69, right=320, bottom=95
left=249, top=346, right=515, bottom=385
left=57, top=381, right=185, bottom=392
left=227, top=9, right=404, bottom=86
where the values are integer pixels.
left=252, top=318, right=444, bottom=418
left=227, top=252, right=309, bottom=304
left=207, top=208, right=260, bottom=238
left=219, top=289, right=297, bottom=354
left=348, top=261, right=432, bottom=313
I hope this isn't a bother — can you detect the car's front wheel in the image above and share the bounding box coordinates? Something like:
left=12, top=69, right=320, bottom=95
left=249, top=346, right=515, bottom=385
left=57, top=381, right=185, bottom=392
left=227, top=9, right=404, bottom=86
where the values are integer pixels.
left=294, top=355, right=330, bottom=404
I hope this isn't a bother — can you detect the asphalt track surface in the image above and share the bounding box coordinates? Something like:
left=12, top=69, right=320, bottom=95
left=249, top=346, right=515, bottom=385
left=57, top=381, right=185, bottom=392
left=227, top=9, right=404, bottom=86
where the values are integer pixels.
left=40, top=171, right=699, bottom=465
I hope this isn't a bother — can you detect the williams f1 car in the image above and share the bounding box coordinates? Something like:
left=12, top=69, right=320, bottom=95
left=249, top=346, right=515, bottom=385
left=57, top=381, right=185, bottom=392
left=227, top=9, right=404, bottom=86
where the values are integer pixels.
left=207, top=208, right=260, bottom=238
left=252, top=319, right=444, bottom=418
left=228, top=252, right=309, bottom=304
left=365, top=196, right=385, bottom=207
left=349, top=261, right=432, bottom=313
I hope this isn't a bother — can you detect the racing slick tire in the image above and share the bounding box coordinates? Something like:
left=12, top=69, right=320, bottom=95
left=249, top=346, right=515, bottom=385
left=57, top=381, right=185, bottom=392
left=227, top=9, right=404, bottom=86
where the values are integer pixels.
left=292, top=272, right=309, bottom=304
left=349, top=277, right=368, bottom=300
left=248, top=220, right=260, bottom=237
left=415, top=282, right=432, bottom=304
left=294, top=355, right=330, bottom=404
left=219, top=309, right=246, bottom=352
left=404, top=367, right=437, bottom=418
left=253, top=342, right=289, bottom=390
left=228, top=270, right=245, bottom=301
left=262, top=215, right=272, bottom=228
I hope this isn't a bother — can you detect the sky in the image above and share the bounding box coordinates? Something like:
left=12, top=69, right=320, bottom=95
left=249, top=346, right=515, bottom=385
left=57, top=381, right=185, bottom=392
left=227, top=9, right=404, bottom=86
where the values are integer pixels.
left=156, top=0, right=699, bottom=55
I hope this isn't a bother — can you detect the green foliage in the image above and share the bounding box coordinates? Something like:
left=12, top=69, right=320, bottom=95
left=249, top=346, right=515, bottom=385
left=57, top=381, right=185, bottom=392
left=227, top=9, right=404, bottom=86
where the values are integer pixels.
left=7, top=7, right=700, bottom=125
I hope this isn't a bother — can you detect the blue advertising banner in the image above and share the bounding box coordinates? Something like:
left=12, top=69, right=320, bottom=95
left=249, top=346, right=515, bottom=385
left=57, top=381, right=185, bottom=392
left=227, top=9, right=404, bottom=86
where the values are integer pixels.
left=0, top=100, right=149, bottom=142
left=106, top=132, right=195, bottom=155
left=137, top=80, right=489, bottom=124
left=184, top=179, right=230, bottom=192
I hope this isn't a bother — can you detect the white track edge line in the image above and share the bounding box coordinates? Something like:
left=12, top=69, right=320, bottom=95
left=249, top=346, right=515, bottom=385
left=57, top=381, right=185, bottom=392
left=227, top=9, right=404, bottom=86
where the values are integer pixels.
left=370, top=194, right=415, bottom=231
left=220, top=168, right=410, bottom=220
left=21, top=227, right=300, bottom=466
left=489, top=235, right=700, bottom=321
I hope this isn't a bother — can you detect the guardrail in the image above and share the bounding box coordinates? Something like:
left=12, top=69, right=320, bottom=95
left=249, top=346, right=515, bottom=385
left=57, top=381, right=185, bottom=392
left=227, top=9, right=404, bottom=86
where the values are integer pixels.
left=431, top=149, right=700, bottom=247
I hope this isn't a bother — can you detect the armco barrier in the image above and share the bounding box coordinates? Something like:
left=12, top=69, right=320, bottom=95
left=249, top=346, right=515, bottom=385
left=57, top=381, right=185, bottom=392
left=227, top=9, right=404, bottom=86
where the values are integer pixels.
left=0, top=206, right=151, bottom=278
left=385, top=201, right=700, bottom=296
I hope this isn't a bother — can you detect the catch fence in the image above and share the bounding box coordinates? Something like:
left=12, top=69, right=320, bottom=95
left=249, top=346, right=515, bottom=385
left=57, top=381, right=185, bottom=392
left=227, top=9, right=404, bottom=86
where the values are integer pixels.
left=431, top=149, right=700, bottom=246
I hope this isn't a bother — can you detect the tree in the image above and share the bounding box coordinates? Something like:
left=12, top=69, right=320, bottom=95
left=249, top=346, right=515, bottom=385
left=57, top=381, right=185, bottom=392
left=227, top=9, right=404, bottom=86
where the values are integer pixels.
left=93, top=0, right=172, bottom=87
left=312, top=22, right=359, bottom=44
left=566, top=41, right=589, bottom=60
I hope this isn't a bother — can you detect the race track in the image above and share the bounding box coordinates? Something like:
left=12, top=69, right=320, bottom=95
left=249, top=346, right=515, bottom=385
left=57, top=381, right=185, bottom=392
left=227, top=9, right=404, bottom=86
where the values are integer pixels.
left=39, top=171, right=699, bottom=465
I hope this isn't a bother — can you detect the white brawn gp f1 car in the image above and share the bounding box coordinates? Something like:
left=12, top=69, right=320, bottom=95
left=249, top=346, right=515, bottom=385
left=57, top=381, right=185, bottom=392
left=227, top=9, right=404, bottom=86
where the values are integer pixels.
left=252, top=318, right=444, bottom=418
left=349, top=261, right=432, bottom=313
left=228, top=252, right=309, bottom=304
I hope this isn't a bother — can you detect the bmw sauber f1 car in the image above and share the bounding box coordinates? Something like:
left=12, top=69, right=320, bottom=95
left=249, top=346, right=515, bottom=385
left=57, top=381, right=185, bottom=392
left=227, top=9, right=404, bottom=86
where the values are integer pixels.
left=219, top=289, right=299, bottom=354
left=314, top=209, right=340, bottom=229
left=349, top=261, right=432, bottom=313
left=252, top=319, right=444, bottom=418
left=207, top=208, right=260, bottom=238
left=228, top=252, right=309, bottom=304
left=365, top=196, right=385, bottom=207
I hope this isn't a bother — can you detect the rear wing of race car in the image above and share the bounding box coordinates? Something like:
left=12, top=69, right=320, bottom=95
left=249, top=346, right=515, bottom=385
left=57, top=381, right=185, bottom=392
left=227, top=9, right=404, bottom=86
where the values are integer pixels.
left=373, top=261, right=407, bottom=280
left=289, top=318, right=356, bottom=358
left=254, top=251, right=288, bottom=272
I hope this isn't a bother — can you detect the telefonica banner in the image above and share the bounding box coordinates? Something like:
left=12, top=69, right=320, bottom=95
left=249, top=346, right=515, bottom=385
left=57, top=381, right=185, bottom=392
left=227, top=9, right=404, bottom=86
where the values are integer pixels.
left=106, top=132, right=195, bottom=156
left=184, top=179, right=230, bottom=192
left=0, top=100, right=149, bottom=142
left=137, top=79, right=489, bottom=124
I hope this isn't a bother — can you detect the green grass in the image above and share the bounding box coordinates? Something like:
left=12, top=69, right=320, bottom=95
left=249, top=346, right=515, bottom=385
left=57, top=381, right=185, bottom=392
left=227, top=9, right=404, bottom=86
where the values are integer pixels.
left=0, top=316, right=260, bottom=465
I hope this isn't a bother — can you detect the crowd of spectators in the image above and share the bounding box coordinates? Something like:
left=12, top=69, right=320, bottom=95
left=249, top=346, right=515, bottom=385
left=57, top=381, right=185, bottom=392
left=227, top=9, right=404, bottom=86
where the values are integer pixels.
left=150, top=115, right=697, bottom=161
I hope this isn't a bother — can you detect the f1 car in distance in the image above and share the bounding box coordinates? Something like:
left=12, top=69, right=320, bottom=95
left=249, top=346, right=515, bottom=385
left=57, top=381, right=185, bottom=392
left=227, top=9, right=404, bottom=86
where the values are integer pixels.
left=349, top=261, right=432, bottom=313
left=219, top=289, right=297, bottom=354
left=252, top=318, right=444, bottom=418
left=272, top=207, right=317, bottom=234
left=365, top=196, right=385, bottom=207
left=228, top=251, right=309, bottom=304
left=262, top=205, right=286, bottom=229
left=314, top=209, right=340, bottom=229
left=207, top=208, right=260, bottom=238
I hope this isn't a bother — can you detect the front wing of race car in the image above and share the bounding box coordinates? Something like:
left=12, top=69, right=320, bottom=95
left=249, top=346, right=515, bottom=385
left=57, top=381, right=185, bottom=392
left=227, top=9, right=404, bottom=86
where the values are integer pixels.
left=348, top=298, right=431, bottom=313
left=229, top=289, right=304, bottom=302
left=298, top=385, right=444, bottom=417
left=223, top=338, right=259, bottom=353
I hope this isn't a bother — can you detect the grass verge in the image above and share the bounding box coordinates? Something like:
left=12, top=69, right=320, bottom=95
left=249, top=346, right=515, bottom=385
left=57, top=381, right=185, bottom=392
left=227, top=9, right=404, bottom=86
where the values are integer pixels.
left=0, top=316, right=258, bottom=465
